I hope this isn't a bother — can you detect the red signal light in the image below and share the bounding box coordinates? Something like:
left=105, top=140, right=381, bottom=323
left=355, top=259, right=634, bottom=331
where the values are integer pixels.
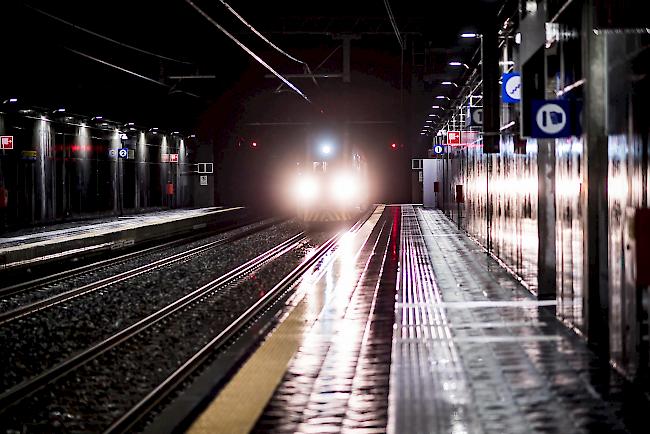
left=391, top=143, right=397, bottom=150
left=251, top=141, right=258, bottom=148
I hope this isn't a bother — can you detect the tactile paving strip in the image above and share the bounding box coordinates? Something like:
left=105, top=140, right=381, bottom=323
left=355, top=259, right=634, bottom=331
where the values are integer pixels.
left=388, top=206, right=636, bottom=434
left=253, top=206, right=400, bottom=433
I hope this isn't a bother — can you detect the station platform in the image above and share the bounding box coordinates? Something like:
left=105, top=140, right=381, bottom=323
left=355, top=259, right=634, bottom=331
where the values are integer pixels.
left=185, top=205, right=647, bottom=434
left=0, top=207, right=245, bottom=270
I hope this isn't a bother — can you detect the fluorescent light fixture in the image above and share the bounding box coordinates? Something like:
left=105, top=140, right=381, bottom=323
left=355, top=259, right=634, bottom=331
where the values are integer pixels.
left=449, top=61, right=470, bottom=69
left=9, top=98, right=18, bottom=103
left=431, top=105, right=442, bottom=109
left=426, top=120, right=433, bottom=123
left=127, top=122, right=135, bottom=126
left=172, top=131, right=180, bottom=134
left=56, top=108, right=65, bottom=112
left=93, top=116, right=103, bottom=120
left=461, top=33, right=480, bottom=38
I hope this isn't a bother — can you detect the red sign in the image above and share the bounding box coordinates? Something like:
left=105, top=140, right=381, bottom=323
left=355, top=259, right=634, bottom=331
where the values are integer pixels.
left=0, top=136, right=14, bottom=150
left=447, top=131, right=461, bottom=145
left=169, top=153, right=179, bottom=163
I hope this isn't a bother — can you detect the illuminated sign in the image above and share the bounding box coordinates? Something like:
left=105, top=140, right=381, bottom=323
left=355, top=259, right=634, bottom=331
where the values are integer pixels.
left=0, top=136, right=13, bottom=150
left=502, top=72, right=521, bottom=103
left=531, top=100, right=571, bottom=138
left=447, top=131, right=461, bottom=145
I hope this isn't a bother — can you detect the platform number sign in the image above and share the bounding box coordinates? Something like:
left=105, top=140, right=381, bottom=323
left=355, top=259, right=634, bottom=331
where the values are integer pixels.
left=531, top=100, right=572, bottom=138
left=432, top=144, right=445, bottom=155
left=169, top=153, right=179, bottom=163
left=447, top=131, right=461, bottom=145
left=118, top=148, right=128, bottom=159
left=0, top=136, right=13, bottom=150
left=502, top=72, right=521, bottom=103
left=466, top=107, right=483, bottom=127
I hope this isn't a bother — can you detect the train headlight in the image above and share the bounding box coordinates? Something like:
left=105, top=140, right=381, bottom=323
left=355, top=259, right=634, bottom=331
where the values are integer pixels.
left=295, top=176, right=319, bottom=202
left=331, top=173, right=359, bottom=203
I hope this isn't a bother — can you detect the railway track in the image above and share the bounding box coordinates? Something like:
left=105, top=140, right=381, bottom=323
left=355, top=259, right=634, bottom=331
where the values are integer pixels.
left=0, top=219, right=282, bottom=325
left=0, top=210, right=373, bottom=433
left=0, top=232, right=306, bottom=418
left=108, top=212, right=372, bottom=433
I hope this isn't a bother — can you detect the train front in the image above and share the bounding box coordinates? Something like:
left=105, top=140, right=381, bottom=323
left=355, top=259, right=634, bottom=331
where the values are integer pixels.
left=291, top=142, right=367, bottom=224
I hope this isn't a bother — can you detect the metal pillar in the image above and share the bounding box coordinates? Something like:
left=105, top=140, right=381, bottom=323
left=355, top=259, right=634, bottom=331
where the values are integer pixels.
left=537, top=139, right=556, bottom=299
left=582, top=0, right=610, bottom=352
left=481, top=18, right=500, bottom=154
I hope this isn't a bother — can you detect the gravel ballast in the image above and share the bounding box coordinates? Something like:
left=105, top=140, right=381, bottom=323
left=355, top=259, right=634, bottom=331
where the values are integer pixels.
left=0, top=227, right=335, bottom=433
left=0, top=220, right=303, bottom=393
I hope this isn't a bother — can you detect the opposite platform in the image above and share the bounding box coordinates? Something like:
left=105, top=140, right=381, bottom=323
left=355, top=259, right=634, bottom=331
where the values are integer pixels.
left=0, top=207, right=245, bottom=270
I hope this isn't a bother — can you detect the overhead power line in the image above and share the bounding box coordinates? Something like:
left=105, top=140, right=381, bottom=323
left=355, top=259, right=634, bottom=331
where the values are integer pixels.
left=215, top=0, right=305, bottom=66
left=26, top=4, right=193, bottom=65
left=65, top=47, right=200, bottom=98
left=184, top=0, right=311, bottom=103
left=215, top=0, right=318, bottom=86
left=383, top=0, right=404, bottom=49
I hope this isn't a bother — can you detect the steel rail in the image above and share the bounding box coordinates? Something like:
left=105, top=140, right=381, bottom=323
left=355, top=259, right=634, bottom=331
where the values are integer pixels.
left=0, top=218, right=275, bottom=300
left=0, top=232, right=306, bottom=411
left=105, top=210, right=376, bottom=433
left=0, top=220, right=285, bottom=325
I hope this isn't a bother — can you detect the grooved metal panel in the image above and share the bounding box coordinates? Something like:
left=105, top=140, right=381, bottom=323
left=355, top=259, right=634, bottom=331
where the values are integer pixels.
left=388, top=207, right=631, bottom=434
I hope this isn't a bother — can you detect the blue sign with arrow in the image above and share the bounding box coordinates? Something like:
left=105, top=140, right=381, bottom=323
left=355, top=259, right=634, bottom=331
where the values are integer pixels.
left=502, top=72, right=521, bottom=103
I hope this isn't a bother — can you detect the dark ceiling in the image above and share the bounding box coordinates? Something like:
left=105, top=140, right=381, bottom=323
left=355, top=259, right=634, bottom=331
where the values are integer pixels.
left=1, top=0, right=499, bottom=131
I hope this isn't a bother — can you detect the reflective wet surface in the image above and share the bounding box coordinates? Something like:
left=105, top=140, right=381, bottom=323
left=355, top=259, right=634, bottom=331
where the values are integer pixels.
left=391, top=207, right=648, bottom=434
left=250, top=206, right=648, bottom=434
left=253, top=206, right=400, bottom=433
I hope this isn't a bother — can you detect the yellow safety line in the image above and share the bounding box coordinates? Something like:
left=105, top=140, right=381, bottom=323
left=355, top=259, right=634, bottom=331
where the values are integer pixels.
left=186, top=301, right=309, bottom=434
left=187, top=205, right=385, bottom=434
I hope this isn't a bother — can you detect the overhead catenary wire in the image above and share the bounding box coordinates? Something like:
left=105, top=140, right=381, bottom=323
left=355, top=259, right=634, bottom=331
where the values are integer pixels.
left=26, top=4, right=193, bottom=65
left=383, top=0, right=404, bottom=50
left=215, top=0, right=318, bottom=86
left=184, top=0, right=311, bottom=103
left=215, top=0, right=305, bottom=66
left=64, top=47, right=200, bottom=98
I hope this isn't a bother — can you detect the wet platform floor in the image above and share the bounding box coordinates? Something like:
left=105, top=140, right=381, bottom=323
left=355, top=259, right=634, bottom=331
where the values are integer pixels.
left=189, top=206, right=649, bottom=434
left=0, top=207, right=228, bottom=249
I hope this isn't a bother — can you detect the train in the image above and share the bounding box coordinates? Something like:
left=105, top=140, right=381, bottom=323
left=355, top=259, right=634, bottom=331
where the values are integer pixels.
left=291, top=139, right=368, bottom=225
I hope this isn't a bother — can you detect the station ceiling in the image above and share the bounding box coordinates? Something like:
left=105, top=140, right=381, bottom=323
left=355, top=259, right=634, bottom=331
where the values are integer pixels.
left=1, top=0, right=499, bottom=131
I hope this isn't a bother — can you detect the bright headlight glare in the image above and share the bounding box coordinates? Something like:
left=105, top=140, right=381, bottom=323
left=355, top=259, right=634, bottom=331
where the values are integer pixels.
left=295, top=176, right=318, bottom=201
left=331, top=173, right=358, bottom=202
